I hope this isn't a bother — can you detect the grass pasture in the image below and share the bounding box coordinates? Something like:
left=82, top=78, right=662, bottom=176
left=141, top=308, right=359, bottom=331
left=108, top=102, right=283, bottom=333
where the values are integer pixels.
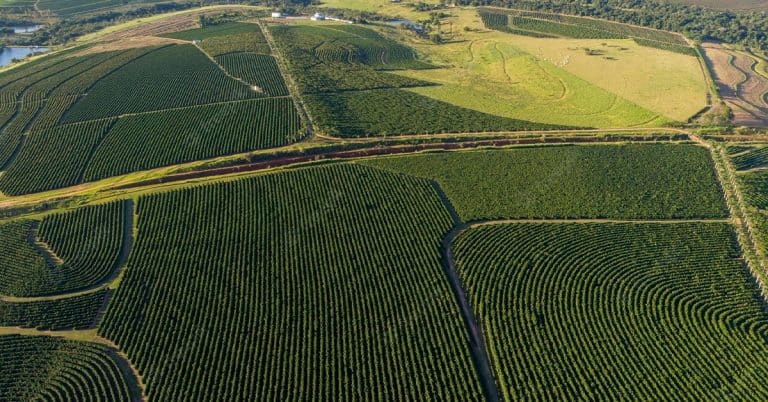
left=391, top=8, right=707, bottom=126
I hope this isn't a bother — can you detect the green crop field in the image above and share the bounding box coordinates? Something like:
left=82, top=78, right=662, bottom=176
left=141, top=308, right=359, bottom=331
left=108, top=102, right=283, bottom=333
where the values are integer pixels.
left=99, top=164, right=482, bottom=400
left=0, top=290, right=108, bottom=330
left=363, top=145, right=727, bottom=221
left=1, top=335, right=132, bottom=401
left=63, top=45, right=264, bottom=121
left=479, top=8, right=694, bottom=55
left=453, top=222, right=768, bottom=400
left=3, top=3, right=768, bottom=401
left=0, top=21, right=302, bottom=195
left=0, top=202, right=125, bottom=297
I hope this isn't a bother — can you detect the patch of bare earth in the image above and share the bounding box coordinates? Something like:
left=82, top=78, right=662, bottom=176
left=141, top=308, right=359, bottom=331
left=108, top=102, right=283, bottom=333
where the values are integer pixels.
left=703, top=42, right=768, bottom=126
left=74, top=36, right=188, bottom=56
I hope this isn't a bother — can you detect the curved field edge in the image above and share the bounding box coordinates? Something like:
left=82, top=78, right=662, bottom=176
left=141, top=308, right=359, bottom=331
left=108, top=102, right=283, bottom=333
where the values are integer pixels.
left=453, top=222, right=768, bottom=400
left=98, top=163, right=484, bottom=400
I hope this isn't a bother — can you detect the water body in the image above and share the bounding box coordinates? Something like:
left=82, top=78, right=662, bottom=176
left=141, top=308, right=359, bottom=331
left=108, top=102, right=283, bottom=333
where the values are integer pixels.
left=0, top=47, right=49, bottom=67
left=11, top=25, right=44, bottom=33
left=387, top=19, right=424, bottom=31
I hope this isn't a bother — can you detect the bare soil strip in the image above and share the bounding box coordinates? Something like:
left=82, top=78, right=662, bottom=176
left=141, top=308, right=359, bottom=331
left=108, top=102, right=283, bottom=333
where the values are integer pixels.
left=431, top=181, right=500, bottom=402
left=702, top=43, right=768, bottom=126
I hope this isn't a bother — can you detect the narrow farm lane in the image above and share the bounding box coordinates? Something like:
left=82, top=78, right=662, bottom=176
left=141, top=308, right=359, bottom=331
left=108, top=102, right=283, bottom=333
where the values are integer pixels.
left=432, top=182, right=501, bottom=402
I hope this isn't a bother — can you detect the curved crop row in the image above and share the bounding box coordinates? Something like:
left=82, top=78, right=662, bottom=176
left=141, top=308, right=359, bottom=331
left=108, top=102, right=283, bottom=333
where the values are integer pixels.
left=37, top=201, right=125, bottom=296
left=0, top=220, right=51, bottom=297
left=453, top=222, right=768, bottom=400
left=0, top=289, right=108, bottom=330
left=0, top=335, right=131, bottom=401
left=731, top=145, right=768, bottom=170
left=100, top=163, right=483, bottom=400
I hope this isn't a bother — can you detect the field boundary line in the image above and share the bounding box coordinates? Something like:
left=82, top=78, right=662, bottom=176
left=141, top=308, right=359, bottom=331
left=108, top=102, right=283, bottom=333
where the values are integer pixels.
left=432, top=181, right=500, bottom=402
left=258, top=19, right=315, bottom=140
left=192, top=44, right=265, bottom=92
left=692, top=133, right=768, bottom=305
left=0, top=199, right=135, bottom=303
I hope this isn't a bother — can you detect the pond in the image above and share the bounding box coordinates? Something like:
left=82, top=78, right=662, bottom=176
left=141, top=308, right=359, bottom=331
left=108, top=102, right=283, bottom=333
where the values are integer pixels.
left=0, top=47, right=49, bottom=67
left=387, top=19, right=424, bottom=31
left=10, top=25, right=44, bottom=33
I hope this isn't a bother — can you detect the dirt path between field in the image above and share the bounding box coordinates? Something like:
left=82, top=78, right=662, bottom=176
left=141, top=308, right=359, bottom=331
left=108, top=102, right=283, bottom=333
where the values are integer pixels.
left=0, top=199, right=135, bottom=303
left=0, top=327, right=146, bottom=401
left=258, top=19, right=314, bottom=140
left=431, top=182, right=500, bottom=402
left=691, top=133, right=768, bottom=302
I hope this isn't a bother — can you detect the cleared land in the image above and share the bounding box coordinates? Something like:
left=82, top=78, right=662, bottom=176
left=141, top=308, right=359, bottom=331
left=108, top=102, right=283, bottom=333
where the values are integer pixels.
left=702, top=42, right=768, bottom=126
left=454, top=222, right=768, bottom=400
left=387, top=8, right=706, bottom=127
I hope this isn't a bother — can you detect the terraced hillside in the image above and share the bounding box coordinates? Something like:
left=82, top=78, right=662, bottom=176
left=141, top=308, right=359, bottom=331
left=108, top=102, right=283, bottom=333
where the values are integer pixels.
left=270, top=22, right=566, bottom=136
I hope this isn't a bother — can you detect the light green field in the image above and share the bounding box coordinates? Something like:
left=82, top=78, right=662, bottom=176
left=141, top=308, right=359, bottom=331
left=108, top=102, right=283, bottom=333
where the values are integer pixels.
left=508, top=36, right=708, bottom=122
left=315, top=3, right=707, bottom=127
left=388, top=8, right=707, bottom=127
left=397, top=38, right=666, bottom=128
left=320, top=0, right=434, bottom=19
